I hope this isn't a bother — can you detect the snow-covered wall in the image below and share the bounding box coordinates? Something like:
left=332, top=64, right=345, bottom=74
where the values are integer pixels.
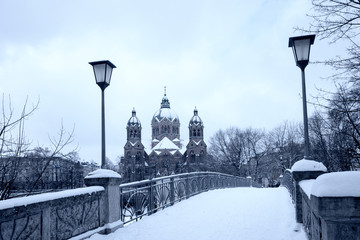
left=0, top=187, right=105, bottom=239
left=284, top=167, right=360, bottom=240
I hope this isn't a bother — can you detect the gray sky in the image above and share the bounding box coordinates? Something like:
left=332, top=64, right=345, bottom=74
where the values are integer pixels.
left=0, top=0, right=341, bottom=165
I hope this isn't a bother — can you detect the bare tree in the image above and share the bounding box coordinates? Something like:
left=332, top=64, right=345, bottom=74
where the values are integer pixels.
left=301, top=0, right=360, bottom=84
left=208, top=128, right=246, bottom=176
left=0, top=96, right=38, bottom=199
left=267, top=121, right=303, bottom=171
left=310, top=85, right=360, bottom=171
left=0, top=96, right=76, bottom=199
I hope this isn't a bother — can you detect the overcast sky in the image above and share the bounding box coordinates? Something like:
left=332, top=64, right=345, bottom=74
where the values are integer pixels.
left=0, top=0, right=342, bottom=165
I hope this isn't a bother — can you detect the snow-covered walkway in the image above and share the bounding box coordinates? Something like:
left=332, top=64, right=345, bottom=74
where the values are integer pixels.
left=89, top=187, right=307, bottom=240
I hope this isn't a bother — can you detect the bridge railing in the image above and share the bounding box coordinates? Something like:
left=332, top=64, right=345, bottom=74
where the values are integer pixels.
left=0, top=171, right=255, bottom=239
left=281, top=169, right=295, bottom=203
left=119, top=172, right=251, bottom=224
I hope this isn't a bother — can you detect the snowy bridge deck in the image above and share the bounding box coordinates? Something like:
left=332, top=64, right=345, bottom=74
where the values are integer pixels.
left=88, top=187, right=307, bottom=240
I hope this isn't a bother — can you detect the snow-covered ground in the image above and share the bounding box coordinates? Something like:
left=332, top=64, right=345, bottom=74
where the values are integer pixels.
left=88, top=187, right=307, bottom=240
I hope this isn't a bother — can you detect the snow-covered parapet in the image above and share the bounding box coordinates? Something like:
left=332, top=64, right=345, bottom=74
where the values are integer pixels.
left=311, top=171, right=360, bottom=197
left=291, top=159, right=327, bottom=172
left=85, top=169, right=121, bottom=179
left=0, top=186, right=104, bottom=211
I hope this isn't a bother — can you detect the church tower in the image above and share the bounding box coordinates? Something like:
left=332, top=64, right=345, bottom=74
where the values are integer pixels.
left=151, top=88, right=180, bottom=148
left=123, top=109, right=146, bottom=182
left=186, top=107, right=207, bottom=165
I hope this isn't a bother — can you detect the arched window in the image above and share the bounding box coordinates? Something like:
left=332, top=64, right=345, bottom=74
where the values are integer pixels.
left=190, top=151, right=196, bottom=163
left=136, top=152, right=141, bottom=164
left=193, top=129, right=196, bottom=136
left=197, top=129, right=201, bottom=136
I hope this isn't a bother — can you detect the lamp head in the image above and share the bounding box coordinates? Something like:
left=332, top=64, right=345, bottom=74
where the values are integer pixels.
left=288, top=35, right=315, bottom=70
left=89, top=60, right=116, bottom=90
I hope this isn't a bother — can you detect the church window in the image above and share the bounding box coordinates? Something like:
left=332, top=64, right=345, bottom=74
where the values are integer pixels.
left=190, top=151, right=195, bottom=163
left=197, top=129, right=201, bottom=136
left=136, top=152, right=141, bottom=165
left=193, top=129, right=196, bottom=136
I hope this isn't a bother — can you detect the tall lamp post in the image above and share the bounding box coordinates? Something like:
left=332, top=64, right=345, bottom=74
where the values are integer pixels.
left=89, top=60, right=116, bottom=168
left=288, top=34, right=315, bottom=160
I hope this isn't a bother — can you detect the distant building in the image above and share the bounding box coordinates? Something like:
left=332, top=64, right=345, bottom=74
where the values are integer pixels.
left=0, top=156, right=96, bottom=196
left=122, top=90, right=207, bottom=182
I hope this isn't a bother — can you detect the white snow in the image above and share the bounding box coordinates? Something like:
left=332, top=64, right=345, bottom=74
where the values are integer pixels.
left=299, top=180, right=315, bottom=199
left=153, top=108, right=179, bottom=122
left=0, top=186, right=104, bottom=210
left=85, top=169, right=121, bottom=179
left=170, top=150, right=177, bottom=155
left=311, top=171, right=360, bottom=197
left=88, top=187, right=306, bottom=240
left=291, top=159, right=327, bottom=172
left=152, top=137, right=180, bottom=151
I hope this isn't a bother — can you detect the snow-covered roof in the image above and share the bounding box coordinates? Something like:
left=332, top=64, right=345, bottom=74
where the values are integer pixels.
left=152, top=108, right=179, bottom=123
left=173, top=138, right=180, bottom=142
left=130, top=141, right=139, bottom=147
left=127, top=109, right=141, bottom=127
left=152, top=137, right=180, bottom=151
left=291, top=159, right=327, bottom=172
left=152, top=92, right=179, bottom=123
left=179, top=148, right=187, bottom=154
left=189, top=107, right=203, bottom=127
left=170, top=150, right=178, bottom=155
left=152, top=139, right=159, bottom=142
left=311, top=171, right=360, bottom=197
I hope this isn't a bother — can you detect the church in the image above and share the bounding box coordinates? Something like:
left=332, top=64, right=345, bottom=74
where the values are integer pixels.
left=122, top=90, right=207, bottom=182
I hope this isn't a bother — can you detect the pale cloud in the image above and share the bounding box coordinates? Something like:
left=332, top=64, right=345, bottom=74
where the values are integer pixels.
left=0, top=0, right=339, bottom=164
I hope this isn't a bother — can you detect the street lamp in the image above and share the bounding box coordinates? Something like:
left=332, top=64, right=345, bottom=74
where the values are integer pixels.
left=288, top=34, right=315, bottom=159
left=89, top=60, right=116, bottom=168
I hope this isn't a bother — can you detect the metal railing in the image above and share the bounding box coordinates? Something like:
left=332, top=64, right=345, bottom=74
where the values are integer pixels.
left=119, top=172, right=251, bottom=224
left=281, top=169, right=295, bottom=202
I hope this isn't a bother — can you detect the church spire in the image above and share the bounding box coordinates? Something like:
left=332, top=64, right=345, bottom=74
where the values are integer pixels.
left=161, top=86, right=170, bottom=108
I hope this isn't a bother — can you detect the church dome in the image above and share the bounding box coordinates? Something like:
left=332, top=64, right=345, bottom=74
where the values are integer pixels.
left=189, top=107, right=203, bottom=127
left=152, top=93, right=179, bottom=123
left=127, top=108, right=141, bottom=127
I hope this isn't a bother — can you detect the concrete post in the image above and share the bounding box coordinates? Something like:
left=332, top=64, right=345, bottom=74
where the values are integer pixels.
left=85, top=169, right=122, bottom=234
